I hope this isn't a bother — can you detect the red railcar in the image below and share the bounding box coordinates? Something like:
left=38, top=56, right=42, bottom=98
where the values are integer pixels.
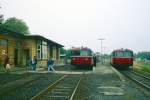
left=110, top=49, right=133, bottom=69
left=70, top=47, right=93, bottom=69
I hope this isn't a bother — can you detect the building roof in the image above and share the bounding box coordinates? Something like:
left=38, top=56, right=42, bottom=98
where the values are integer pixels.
left=25, top=34, right=63, bottom=47
left=0, top=28, right=63, bottom=47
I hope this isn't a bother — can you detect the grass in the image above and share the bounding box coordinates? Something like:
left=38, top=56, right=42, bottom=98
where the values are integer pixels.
left=133, top=61, right=150, bottom=73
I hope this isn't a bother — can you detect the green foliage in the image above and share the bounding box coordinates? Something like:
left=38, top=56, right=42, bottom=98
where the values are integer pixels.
left=134, top=61, right=150, bottom=72
left=66, top=50, right=71, bottom=58
left=1, top=17, right=30, bottom=34
left=0, top=18, right=8, bottom=34
left=0, top=17, right=4, bottom=24
left=60, top=48, right=71, bottom=58
left=60, top=47, right=67, bottom=54
left=134, top=52, right=150, bottom=60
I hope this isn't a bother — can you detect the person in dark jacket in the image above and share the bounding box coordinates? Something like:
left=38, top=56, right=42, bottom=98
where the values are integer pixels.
left=31, top=56, right=37, bottom=70
left=93, top=54, right=97, bottom=67
left=47, top=57, right=55, bottom=71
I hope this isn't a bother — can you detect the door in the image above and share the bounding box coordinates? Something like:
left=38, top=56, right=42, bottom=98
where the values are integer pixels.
left=14, top=49, right=18, bottom=65
left=23, top=49, right=30, bottom=66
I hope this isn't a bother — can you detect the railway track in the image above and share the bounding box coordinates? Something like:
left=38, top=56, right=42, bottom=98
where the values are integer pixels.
left=0, top=73, right=31, bottom=85
left=121, top=70, right=150, bottom=91
left=31, top=74, right=83, bottom=100
left=0, top=74, right=44, bottom=96
left=132, top=71, right=150, bottom=81
left=0, top=74, right=64, bottom=100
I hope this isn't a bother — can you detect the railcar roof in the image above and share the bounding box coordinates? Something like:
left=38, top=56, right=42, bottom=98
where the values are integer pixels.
left=112, top=48, right=133, bottom=53
left=71, top=47, right=91, bottom=51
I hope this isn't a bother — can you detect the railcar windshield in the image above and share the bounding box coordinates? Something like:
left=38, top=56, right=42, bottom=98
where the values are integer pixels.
left=81, top=50, right=92, bottom=56
left=71, top=50, right=80, bottom=56
left=114, top=51, right=133, bottom=57
left=71, top=49, right=92, bottom=56
left=124, top=51, right=133, bottom=57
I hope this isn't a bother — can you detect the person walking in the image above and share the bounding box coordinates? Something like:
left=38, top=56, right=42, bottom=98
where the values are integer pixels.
left=47, top=57, right=55, bottom=72
left=31, top=56, right=37, bottom=71
left=93, top=54, right=97, bottom=67
left=2, top=50, right=10, bottom=72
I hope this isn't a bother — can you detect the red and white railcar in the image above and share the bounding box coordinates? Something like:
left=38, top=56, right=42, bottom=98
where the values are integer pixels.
left=110, top=49, right=133, bottom=69
left=70, top=47, right=93, bottom=69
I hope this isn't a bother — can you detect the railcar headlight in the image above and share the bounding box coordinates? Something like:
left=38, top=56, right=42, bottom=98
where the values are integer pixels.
left=73, top=58, right=76, bottom=60
left=85, top=58, right=88, bottom=61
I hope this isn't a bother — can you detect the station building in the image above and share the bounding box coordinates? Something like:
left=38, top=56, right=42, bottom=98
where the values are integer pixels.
left=0, top=30, right=63, bottom=68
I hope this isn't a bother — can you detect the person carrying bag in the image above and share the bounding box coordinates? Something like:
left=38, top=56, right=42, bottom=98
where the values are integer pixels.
left=2, top=50, right=11, bottom=72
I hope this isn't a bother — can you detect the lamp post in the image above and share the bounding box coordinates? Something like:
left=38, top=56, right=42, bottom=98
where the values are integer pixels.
left=98, top=38, right=105, bottom=64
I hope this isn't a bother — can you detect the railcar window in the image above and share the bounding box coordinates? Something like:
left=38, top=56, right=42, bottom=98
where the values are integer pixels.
left=112, top=52, right=115, bottom=56
left=81, top=50, right=88, bottom=56
left=115, top=51, right=124, bottom=57
left=115, top=51, right=133, bottom=57
left=71, top=51, right=80, bottom=56
left=89, top=50, right=92, bottom=56
left=124, top=51, right=133, bottom=57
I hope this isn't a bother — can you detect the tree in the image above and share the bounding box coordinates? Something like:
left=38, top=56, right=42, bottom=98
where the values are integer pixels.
left=134, top=52, right=150, bottom=60
left=60, top=47, right=67, bottom=54
left=0, top=6, right=4, bottom=25
left=3, top=17, right=30, bottom=34
left=0, top=6, right=6, bottom=34
left=60, top=48, right=71, bottom=58
left=0, top=17, right=4, bottom=24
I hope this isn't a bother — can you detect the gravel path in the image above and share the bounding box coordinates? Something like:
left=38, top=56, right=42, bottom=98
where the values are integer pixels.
left=73, top=64, right=150, bottom=100
left=0, top=73, right=63, bottom=100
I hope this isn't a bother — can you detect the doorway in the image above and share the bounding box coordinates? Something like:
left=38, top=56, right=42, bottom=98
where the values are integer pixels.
left=23, top=49, right=30, bottom=66
left=14, top=49, right=18, bottom=65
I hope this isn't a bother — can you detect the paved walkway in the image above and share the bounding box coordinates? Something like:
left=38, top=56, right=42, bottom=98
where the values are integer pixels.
left=93, top=63, right=114, bottom=74
left=0, top=66, right=27, bottom=74
left=0, top=63, right=114, bottom=74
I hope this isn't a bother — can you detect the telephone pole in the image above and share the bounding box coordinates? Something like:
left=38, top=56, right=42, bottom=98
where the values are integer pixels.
left=98, top=38, right=105, bottom=64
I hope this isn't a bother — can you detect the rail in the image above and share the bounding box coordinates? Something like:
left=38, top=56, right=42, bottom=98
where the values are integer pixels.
left=121, top=71, right=150, bottom=91
left=69, top=76, right=82, bottom=100
left=31, top=75, right=67, bottom=100
left=132, top=71, right=150, bottom=81
left=31, top=74, right=83, bottom=100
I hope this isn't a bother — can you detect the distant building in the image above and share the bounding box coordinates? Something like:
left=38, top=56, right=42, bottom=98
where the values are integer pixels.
left=60, top=54, right=67, bottom=64
left=0, top=30, right=63, bottom=68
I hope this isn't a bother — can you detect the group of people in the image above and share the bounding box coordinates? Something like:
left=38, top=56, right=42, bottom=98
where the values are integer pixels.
left=1, top=49, right=96, bottom=73
left=29, top=56, right=55, bottom=72
left=1, top=49, right=55, bottom=72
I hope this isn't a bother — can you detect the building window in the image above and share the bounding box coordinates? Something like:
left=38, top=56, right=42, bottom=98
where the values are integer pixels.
left=0, top=39, right=7, bottom=45
left=42, top=41, right=47, bottom=59
left=37, top=41, right=47, bottom=59
left=37, top=41, right=42, bottom=59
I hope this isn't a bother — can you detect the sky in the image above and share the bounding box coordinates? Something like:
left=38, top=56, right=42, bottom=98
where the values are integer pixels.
left=0, top=0, right=150, bottom=53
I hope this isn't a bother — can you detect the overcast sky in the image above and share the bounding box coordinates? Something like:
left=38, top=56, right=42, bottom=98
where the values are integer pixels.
left=0, top=0, right=150, bottom=53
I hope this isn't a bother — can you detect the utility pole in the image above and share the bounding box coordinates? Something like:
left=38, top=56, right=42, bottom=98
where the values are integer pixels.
left=0, top=6, right=3, bottom=18
left=98, top=38, right=105, bottom=64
